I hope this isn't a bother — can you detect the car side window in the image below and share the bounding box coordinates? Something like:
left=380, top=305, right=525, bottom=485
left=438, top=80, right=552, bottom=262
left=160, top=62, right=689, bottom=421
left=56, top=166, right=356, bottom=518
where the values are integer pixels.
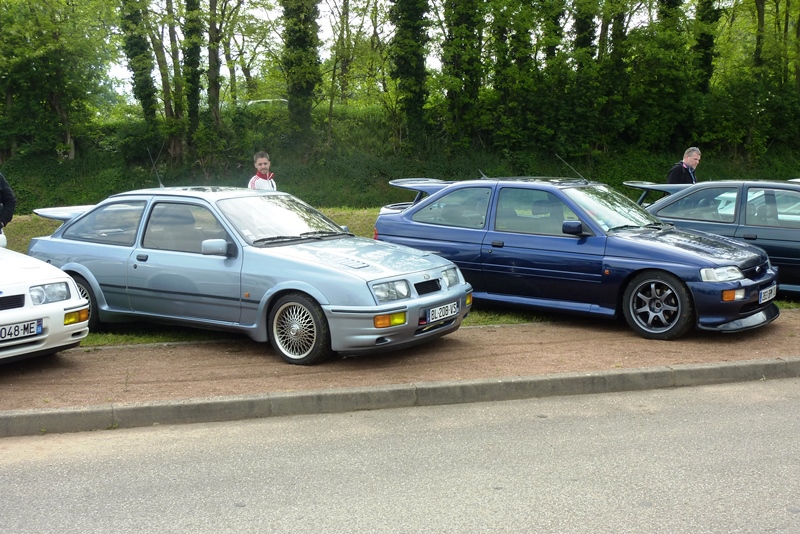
left=411, top=187, right=491, bottom=229
left=655, top=187, right=737, bottom=223
left=773, top=189, right=800, bottom=228
left=143, top=203, right=229, bottom=253
left=495, top=188, right=575, bottom=235
left=62, top=201, right=146, bottom=246
left=748, top=188, right=800, bottom=228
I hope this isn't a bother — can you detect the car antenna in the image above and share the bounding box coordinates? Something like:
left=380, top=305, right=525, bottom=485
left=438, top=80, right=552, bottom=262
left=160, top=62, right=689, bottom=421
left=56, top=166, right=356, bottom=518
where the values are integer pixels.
left=147, top=145, right=166, bottom=188
left=478, top=169, right=490, bottom=179
left=555, top=154, right=587, bottom=181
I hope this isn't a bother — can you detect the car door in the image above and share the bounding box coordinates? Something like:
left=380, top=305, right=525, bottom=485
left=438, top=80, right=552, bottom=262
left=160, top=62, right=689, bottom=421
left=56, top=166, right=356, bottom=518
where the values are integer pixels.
left=127, top=201, right=244, bottom=323
left=480, top=187, right=608, bottom=311
left=734, top=186, right=800, bottom=290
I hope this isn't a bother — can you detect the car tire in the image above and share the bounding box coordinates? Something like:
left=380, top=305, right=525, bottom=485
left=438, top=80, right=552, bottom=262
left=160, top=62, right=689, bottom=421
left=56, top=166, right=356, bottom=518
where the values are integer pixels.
left=622, top=271, right=694, bottom=341
left=268, top=292, right=332, bottom=365
left=71, top=274, right=102, bottom=332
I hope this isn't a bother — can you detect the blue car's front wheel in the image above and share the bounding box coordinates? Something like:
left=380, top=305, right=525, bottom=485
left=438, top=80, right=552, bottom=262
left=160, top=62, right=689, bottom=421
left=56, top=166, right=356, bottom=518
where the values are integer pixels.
left=268, top=292, right=332, bottom=365
left=622, top=271, right=694, bottom=340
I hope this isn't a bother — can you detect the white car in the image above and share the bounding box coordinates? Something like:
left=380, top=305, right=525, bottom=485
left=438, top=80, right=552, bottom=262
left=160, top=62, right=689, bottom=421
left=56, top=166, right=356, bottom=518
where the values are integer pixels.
left=0, top=247, right=90, bottom=362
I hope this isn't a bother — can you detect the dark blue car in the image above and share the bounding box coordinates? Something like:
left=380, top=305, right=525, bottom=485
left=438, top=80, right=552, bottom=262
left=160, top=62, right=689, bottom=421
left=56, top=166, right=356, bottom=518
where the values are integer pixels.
left=374, top=178, right=780, bottom=340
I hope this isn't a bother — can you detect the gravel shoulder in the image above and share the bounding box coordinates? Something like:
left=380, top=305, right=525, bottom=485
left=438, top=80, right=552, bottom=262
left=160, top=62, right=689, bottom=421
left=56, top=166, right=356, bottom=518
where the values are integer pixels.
left=1, top=310, right=799, bottom=412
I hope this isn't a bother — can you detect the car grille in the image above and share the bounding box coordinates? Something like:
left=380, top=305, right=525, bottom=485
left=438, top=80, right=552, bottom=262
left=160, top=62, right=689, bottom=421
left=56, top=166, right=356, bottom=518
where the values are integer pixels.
left=415, top=279, right=441, bottom=296
left=0, top=294, right=25, bottom=311
left=741, top=260, right=772, bottom=280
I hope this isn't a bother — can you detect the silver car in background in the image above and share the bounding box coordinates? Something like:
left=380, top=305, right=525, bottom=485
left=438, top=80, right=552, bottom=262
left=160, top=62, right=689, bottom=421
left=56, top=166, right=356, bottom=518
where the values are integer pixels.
left=28, top=187, right=473, bottom=365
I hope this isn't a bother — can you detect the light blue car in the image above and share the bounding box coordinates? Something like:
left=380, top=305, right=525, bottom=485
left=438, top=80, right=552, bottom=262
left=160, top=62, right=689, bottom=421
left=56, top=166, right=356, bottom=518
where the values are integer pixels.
left=28, top=187, right=472, bottom=365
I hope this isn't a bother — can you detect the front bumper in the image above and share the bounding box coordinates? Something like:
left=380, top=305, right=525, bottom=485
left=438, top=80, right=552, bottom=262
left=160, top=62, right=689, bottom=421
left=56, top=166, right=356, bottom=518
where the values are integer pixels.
left=324, top=284, right=472, bottom=355
left=0, top=303, right=90, bottom=362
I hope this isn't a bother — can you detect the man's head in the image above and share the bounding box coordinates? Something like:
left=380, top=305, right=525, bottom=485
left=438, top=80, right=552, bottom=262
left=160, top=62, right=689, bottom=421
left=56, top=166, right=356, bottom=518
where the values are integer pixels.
left=683, top=147, right=701, bottom=169
left=253, top=151, right=271, bottom=174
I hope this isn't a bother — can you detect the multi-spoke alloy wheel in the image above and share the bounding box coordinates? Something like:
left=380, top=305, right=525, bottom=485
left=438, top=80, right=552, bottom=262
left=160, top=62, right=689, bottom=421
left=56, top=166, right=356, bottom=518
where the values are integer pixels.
left=622, top=271, right=694, bottom=340
left=268, top=292, right=332, bottom=365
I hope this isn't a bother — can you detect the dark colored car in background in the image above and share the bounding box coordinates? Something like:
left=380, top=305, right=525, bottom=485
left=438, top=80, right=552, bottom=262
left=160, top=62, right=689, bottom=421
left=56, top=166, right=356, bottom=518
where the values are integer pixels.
left=374, top=178, right=780, bottom=341
left=625, top=180, right=800, bottom=294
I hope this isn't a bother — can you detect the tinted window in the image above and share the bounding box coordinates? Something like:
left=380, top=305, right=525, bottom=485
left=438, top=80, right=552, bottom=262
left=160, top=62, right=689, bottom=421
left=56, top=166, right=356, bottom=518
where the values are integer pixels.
left=495, top=188, right=576, bottom=235
left=655, top=187, right=737, bottom=223
left=63, top=201, right=146, bottom=246
left=746, top=187, right=800, bottom=228
left=411, top=187, right=491, bottom=229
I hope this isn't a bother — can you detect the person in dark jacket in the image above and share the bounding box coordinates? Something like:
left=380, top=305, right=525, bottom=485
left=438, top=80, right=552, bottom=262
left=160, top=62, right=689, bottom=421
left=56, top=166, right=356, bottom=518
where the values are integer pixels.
left=0, top=171, right=16, bottom=231
left=667, top=147, right=701, bottom=184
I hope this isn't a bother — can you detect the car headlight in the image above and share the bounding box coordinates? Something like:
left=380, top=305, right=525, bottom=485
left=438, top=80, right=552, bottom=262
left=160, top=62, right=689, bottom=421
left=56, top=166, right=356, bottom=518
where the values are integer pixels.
left=373, top=280, right=411, bottom=303
left=442, top=267, right=460, bottom=288
left=30, top=282, right=71, bottom=305
left=700, top=266, right=744, bottom=282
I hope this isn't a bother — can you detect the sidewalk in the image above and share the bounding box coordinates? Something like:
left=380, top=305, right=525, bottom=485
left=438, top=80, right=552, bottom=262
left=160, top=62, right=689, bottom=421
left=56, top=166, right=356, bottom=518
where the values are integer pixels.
left=3, top=356, right=799, bottom=437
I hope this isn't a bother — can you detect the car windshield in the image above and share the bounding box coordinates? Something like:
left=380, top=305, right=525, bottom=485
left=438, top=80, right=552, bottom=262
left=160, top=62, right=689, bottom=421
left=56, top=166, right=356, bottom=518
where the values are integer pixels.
left=217, top=194, right=347, bottom=245
left=563, top=184, right=662, bottom=232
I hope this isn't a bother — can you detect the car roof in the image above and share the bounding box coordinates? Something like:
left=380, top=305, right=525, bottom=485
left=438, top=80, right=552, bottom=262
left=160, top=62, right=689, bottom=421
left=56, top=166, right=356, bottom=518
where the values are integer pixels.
left=110, top=186, right=287, bottom=201
left=390, top=177, right=601, bottom=193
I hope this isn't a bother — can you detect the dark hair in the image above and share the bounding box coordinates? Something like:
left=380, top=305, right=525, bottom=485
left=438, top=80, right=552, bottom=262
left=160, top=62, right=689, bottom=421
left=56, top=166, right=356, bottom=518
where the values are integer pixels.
left=253, top=151, right=270, bottom=162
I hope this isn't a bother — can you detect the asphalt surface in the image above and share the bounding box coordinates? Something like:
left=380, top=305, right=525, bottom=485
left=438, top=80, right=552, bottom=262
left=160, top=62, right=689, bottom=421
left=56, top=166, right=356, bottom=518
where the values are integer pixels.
left=2, top=354, right=799, bottom=438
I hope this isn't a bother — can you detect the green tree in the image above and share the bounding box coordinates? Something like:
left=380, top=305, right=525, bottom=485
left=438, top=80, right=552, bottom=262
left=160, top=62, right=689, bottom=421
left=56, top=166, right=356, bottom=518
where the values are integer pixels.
left=0, top=0, right=116, bottom=160
left=120, top=0, right=159, bottom=127
left=280, top=0, right=322, bottom=144
left=441, top=0, right=485, bottom=147
left=184, top=0, right=204, bottom=142
left=388, top=0, right=430, bottom=142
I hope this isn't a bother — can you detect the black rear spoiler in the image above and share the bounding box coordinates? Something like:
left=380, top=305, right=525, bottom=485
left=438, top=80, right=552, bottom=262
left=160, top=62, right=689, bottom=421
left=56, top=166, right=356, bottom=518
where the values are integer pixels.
left=623, top=181, right=693, bottom=205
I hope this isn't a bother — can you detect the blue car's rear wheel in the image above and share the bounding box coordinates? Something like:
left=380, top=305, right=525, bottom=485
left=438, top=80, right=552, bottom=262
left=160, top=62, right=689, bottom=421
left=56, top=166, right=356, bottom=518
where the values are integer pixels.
left=622, top=271, right=694, bottom=340
left=268, top=293, right=332, bottom=365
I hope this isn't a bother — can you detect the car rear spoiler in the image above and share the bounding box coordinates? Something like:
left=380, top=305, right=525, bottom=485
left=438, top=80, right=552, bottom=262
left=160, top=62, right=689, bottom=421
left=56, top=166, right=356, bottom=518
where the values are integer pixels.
left=388, top=178, right=453, bottom=205
left=623, top=181, right=693, bottom=205
left=33, top=205, right=95, bottom=222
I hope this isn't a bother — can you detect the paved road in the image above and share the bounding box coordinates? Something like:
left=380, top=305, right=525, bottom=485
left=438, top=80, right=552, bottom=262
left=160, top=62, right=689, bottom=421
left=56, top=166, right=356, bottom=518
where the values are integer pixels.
left=2, top=378, right=799, bottom=533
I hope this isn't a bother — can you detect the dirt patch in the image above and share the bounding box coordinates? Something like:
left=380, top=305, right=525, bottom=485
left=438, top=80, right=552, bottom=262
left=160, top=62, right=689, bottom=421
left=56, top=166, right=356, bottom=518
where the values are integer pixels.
left=2, top=310, right=799, bottom=412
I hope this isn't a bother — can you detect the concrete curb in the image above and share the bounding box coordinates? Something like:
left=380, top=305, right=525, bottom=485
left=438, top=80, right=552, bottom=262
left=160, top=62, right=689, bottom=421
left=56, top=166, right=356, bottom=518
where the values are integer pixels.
left=2, top=356, right=799, bottom=438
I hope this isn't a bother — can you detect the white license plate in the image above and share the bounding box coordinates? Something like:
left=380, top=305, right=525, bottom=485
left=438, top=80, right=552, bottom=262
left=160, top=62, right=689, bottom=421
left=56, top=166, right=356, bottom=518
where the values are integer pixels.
left=0, top=319, right=42, bottom=341
left=759, top=284, right=777, bottom=304
left=428, top=301, right=459, bottom=322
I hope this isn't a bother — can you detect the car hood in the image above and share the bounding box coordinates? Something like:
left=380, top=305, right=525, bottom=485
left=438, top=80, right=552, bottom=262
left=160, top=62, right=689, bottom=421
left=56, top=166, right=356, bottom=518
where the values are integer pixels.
left=266, top=236, right=453, bottom=279
left=0, top=248, right=69, bottom=285
left=610, top=226, right=767, bottom=267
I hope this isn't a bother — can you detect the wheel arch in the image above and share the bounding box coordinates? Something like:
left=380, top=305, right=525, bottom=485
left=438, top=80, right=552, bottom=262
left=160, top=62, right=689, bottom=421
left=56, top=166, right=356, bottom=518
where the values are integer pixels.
left=614, top=266, right=698, bottom=320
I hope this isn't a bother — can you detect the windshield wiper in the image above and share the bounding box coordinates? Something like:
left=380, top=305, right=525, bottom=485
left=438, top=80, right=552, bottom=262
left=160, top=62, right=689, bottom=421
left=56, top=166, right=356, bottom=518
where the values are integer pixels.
left=608, top=224, right=642, bottom=232
left=299, top=230, right=353, bottom=238
left=252, top=235, right=301, bottom=245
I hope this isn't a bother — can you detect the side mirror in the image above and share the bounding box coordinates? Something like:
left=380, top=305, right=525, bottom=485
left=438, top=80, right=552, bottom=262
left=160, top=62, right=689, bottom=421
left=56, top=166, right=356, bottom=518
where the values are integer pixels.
left=201, top=238, right=229, bottom=256
left=562, top=220, right=586, bottom=236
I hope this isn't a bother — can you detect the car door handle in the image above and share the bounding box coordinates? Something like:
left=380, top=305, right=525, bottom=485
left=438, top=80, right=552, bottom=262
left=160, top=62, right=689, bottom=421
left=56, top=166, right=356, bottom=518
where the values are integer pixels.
left=136, top=254, right=149, bottom=261
left=491, top=241, right=504, bottom=248
left=742, top=234, right=757, bottom=240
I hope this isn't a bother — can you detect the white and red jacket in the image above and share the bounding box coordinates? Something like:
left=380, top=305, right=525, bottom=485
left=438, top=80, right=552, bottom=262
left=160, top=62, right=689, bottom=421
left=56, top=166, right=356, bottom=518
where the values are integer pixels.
left=248, top=172, right=276, bottom=190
